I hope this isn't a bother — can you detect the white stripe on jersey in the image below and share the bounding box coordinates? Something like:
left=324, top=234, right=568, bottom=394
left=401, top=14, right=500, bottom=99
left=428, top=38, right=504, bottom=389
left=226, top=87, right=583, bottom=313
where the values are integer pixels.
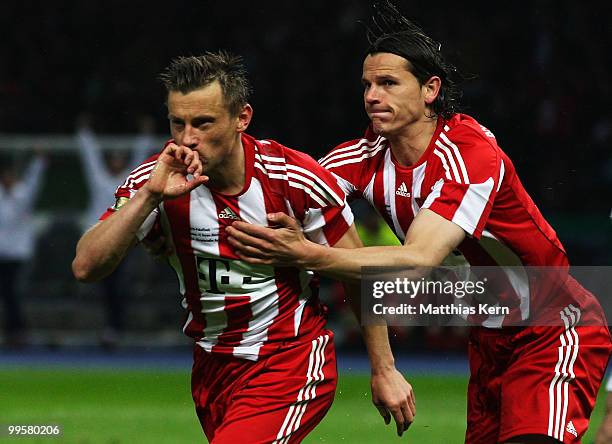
left=321, top=138, right=387, bottom=169
left=121, top=162, right=156, bottom=188
left=478, top=232, right=530, bottom=322
left=258, top=153, right=285, bottom=163
left=363, top=174, right=376, bottom=204
left=422, top=179, right=444, bottom=209
left=319, top=136, right=383, bottom=166
left=411, top=162, right=427, bottom=215
left=263, top=164, right=341, bottom=207
left=302, top=201, right=354, bottom=246
left=451, top=178, right=495, bottom=235
left=303, top=208, right=328, bottom=245
left=559, top=306, right=580, bottom=440
left=131, top=174, right=154, bottom=187
left=238, top=177, right=273, bottom=225
left=548, top=307, right=580, bottom=441
left=234, top=178, right=280, bottom=359
left=433, top=149, right=453, bottom=181
left=287, top=165, right=344, bottom=206
left=273, top=334, right=329, bottom=444
left=434, top=140, right=462, bottom=183
left=185, top=186, right=226, bottom=350
left=439, top=132, right=470, bottom=184
left=330, top=172, right=356, bottom=199
left=496, top=159, right=505, bottom=193
left=254, top=161, right=267, bottom=175
left=294, top=268, right=314, bottom=337
left=182, top=311, right=193, bottom=334
left=319, top=137, right=383, bottom=167
left=383, top=150, right=405, bottom=241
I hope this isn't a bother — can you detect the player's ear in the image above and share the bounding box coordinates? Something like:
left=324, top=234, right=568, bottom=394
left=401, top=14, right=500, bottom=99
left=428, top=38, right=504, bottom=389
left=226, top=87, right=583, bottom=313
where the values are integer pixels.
left=236, top=104, right=253, bottom=133
left=423, top=76, right=441, bottom=105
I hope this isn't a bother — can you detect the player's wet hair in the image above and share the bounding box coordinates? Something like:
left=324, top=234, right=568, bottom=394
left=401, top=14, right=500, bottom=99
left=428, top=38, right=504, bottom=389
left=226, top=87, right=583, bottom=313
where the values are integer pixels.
left=365, top=1, right=464, bottom=119
left=159, top=51, right=251, bottom=116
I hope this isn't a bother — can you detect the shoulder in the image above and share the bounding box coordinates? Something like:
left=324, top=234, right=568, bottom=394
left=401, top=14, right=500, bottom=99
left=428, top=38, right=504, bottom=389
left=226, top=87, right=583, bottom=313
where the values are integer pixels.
left=254, top=138, right=346, bottom=207
left=316, top=128, right=388, bottom=195
left=433, top=114, right=504, bottom=183
left=115, top=153, right=160, bottom=196
left=318, top=129, right=387, bottom=172
left=442, top=114, right=501, bottom=154
left=254, top=138, right=327, bottom=177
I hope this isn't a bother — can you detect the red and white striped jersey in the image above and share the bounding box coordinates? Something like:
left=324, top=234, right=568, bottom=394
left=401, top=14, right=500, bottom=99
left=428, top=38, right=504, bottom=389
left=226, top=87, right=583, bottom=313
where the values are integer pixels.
left=321, top=113, right=602, bottom=327
left=103, top=133, right=353, bottom=360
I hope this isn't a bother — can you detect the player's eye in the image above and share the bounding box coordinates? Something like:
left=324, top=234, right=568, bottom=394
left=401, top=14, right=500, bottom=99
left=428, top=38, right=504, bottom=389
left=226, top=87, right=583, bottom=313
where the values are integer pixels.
left=193, top=118, right=214, bottom=129
left=383, top=79, right=396, bottom=86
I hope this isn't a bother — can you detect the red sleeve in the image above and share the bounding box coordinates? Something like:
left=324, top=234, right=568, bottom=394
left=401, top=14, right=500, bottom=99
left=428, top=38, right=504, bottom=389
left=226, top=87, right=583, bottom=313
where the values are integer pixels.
left=100, top=153, right=160, bottom=220
left=99, top=153, right=162, bottom=241
left=421, top=123, right=504, bottom=239
left=281, top=147, right=354, bottom=247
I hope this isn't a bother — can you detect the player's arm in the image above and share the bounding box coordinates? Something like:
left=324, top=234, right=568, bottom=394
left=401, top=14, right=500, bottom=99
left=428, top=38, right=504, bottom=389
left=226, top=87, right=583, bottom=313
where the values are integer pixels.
left=333, top=226, right=415, bottom=436
left=226, top=208, right=465, bottom=279
left=72, top=143, right=207, bottom=282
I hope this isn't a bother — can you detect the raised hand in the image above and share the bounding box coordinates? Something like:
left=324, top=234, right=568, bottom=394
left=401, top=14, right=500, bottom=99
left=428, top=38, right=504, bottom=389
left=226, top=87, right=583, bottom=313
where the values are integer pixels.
left=144, top=143, right=208, bottom=200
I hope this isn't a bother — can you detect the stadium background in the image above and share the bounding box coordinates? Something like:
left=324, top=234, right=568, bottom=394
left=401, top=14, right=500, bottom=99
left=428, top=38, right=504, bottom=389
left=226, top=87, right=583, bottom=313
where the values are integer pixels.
left=1, top=0, right=610, bottom=442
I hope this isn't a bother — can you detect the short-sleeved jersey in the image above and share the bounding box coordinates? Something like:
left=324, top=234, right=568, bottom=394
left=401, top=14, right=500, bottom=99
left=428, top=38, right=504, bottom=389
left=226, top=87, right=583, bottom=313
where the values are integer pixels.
left=321, top=113, right=601, bottom=327
left=103, top=133, right=353, bottom=360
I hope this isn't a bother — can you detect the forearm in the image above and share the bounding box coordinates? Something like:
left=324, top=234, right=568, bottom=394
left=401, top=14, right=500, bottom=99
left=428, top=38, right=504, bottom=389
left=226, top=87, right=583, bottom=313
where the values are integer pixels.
left=343, top=281, right=396, bottom=374
left=72, top=190, right=160, bottom=282
left=307, top=244, right=430, bottom=281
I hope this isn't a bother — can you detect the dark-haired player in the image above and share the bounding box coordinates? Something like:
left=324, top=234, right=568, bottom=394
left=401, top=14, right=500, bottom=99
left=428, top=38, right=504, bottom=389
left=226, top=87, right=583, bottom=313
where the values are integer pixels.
left=72, top=51, right=413, bottom=443
left=226, top=3, right=612, bottom=443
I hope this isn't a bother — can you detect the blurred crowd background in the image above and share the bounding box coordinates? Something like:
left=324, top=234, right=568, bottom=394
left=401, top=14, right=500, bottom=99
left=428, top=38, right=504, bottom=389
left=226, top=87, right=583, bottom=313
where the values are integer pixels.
left=0, top=0, right=610, bottom=351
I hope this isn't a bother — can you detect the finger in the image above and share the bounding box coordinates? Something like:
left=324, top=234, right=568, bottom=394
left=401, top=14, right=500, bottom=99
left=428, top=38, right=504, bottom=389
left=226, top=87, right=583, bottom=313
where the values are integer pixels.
left=375, top=406, right=391, bottom=425
left=226, top=224, right=275, bottom=246
left=227, top=236, right=271, bottom=259
left=408, top=392, right=416, bottom=418
left=389, top=408, right=404, bottom=437
left=164, top=143, right=178, bottom=154
left=182, top=147, right=194, bottom=165
left=400, top=403, right=414, bottom=433
left=235, top=250, right=273, bottom=265
left=175, top=145, right=192, bottom=163
left=190, top=151, right=202, bottom=177
left=267, top=212, right=300, bottom=229
left=183, top=175, right=208, bottom=192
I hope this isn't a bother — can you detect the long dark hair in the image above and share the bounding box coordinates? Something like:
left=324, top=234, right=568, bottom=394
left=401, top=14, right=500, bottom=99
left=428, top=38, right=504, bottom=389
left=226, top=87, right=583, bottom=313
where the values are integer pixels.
left=365, top=1, right=464, bottom=119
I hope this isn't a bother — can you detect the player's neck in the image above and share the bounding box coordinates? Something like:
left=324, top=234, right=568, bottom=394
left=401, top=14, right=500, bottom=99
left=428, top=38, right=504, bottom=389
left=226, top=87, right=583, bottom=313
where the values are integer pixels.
left=208, top=138, right=246, bottom=195
left=388, top=116, right=438, bottom=167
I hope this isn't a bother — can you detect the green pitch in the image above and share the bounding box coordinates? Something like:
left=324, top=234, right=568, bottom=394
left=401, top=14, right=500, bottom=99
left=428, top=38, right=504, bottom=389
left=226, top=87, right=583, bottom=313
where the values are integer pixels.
left=0, top=368, right=606, bottom=443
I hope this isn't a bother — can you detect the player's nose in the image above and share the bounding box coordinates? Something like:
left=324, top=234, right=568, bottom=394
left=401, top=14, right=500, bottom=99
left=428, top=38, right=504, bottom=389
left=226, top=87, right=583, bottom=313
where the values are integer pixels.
left=364, top=85, right=380, bottom=104
left=182, top=125, right=199, bottom=148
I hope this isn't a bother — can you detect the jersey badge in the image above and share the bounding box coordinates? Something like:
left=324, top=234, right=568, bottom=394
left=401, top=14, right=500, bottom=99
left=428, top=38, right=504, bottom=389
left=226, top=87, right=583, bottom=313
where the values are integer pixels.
left=113, top=197, right=130, bottom=211
left=218, top=207, right=241, bottom=220
left=566, top=420, right=578, bottom=438
left=395, top=182, right=411, bottom=198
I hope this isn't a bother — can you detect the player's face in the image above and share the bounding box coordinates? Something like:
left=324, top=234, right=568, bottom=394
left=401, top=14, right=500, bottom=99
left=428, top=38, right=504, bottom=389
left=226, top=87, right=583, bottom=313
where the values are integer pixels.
left=167, top=81, right=251, bottom=175
left=362, top=53, right=437, bottom=137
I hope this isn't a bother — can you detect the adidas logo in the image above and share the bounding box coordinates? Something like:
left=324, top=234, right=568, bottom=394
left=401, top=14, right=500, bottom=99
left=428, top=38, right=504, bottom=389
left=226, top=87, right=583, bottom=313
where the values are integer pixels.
left=395, top=182, right=411, bottom=198
left=218, top=207, right=240, bottom=220
left=566, top=420, right=577, bottom=438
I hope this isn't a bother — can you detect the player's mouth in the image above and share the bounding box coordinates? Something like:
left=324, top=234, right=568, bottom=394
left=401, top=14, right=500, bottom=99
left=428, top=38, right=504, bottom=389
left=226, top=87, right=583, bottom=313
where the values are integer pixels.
left=368, top=109, right=392, bottom=119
